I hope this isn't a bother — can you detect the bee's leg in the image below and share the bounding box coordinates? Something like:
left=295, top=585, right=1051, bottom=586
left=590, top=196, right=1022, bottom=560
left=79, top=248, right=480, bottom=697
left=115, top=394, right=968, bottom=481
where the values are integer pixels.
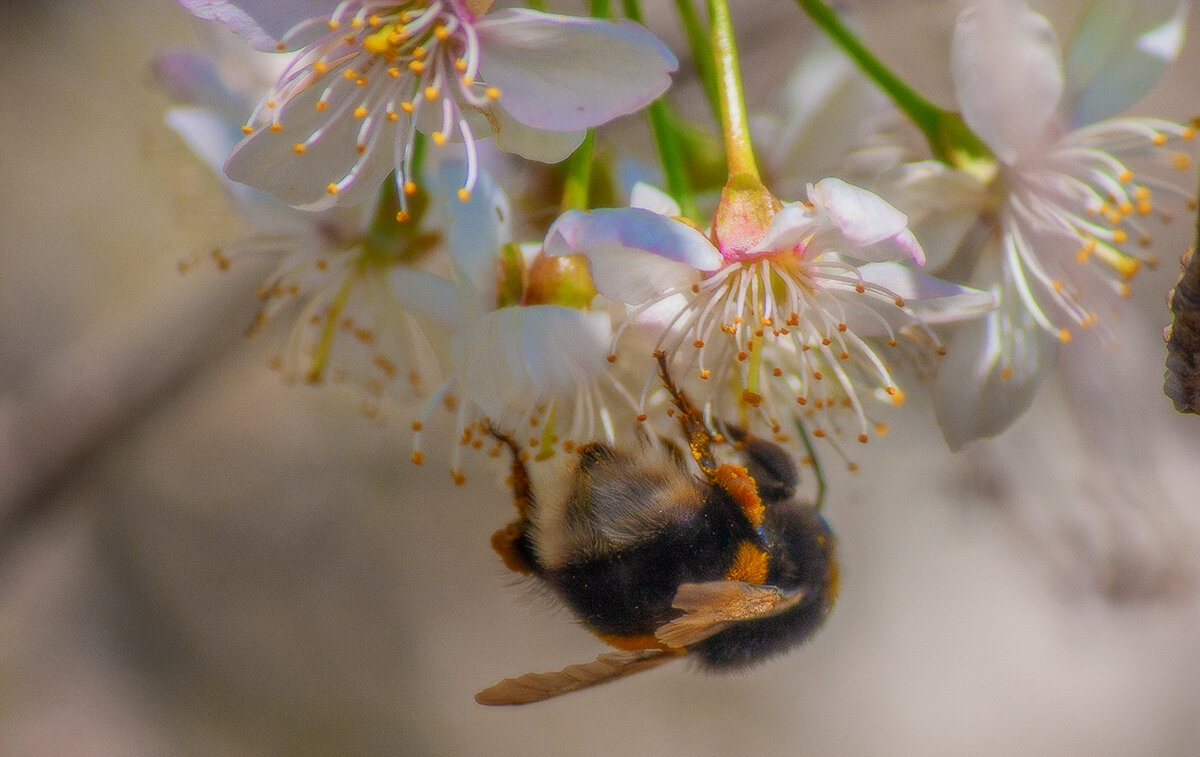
left=487, top=427, right=538, bottom=576
left=654, top=350, right=717, bottom=477
left=723, top=425, right=797, bottom=503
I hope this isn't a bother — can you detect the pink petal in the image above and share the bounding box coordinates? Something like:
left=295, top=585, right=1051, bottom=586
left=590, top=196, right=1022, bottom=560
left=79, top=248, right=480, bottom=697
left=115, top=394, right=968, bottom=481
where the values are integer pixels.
left=176, top=0, right=336, bottom=51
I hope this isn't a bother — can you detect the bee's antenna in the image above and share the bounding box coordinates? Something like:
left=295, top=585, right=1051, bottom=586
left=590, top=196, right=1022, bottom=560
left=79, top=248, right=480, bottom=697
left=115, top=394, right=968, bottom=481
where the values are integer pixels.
left=654, top=350, right=717, bottom=478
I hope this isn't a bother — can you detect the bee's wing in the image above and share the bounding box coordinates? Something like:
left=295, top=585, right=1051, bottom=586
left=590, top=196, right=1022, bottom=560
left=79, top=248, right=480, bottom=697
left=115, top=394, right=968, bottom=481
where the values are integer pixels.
left=655, top=581, right=808, bottom=648
left=474, top=649, right=679, bottom=706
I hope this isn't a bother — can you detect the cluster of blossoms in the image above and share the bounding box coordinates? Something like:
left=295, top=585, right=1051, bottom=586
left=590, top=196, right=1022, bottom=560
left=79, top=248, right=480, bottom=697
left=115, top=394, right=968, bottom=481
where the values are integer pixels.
left=163, top=0, right=1196, bottom=491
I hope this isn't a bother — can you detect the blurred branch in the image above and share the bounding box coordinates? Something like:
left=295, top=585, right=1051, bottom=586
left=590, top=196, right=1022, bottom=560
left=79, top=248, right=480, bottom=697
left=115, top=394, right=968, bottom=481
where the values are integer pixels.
left=0, top=259, right=269, bottom=557
left=1164, top=171, right=1200, bottom=414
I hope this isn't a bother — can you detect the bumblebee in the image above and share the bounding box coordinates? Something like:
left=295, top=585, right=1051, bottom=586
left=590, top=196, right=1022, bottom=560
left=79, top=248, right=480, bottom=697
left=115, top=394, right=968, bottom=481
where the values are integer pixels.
left=476, top=352, right=839, bottom=705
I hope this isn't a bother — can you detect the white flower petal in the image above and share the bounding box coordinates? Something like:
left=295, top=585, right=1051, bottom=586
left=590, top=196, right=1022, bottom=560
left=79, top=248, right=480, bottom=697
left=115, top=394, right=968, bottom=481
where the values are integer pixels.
left=544, top=208, right=720, bottom=304
left=855, top=262, right=995, bottom=324
left=177, top=0, right=337, bottom=51
left=934, top=289, right=1059, bottom=450
left=433, top=159, right=511, bottom=295
left=223, top=83, right=392, bottom=210
left=629, top=182, right=681, bottom=216
left=951, top=0, right=1063, bottom=163
left=1063, top=0, right=1187, bottom=126
left=454, top=305, right=610, bottom=419
left=476, top=9, right=676, bottom=131
left=873, top=160, right=990, bottom=270
left=389, top=268, right=460, bottom=327
left=489, top=107, right=586, bottom=163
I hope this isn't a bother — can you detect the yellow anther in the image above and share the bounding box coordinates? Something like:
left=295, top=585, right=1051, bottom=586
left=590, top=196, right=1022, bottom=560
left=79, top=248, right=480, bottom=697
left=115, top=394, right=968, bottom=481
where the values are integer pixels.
left=1137, top=200, right=1152, bottom=216
left=432, top=131, right=447, bottom=146
left=411, top=451, right=425, bottom=465
left=460, top=75, right=475, bottom=87
left=315, top=100, right=328, bottom=111
left=874, top=422, right=889, bottom=437
left=368, top=14, right=382, bottom=26
left=268, top=122, right=283, bottom=133
left=1173, top=152, right=1192, bottom=171
left=265, top=99, right=277, bottom=109
left=1112, top=229, right=1128, bottom=245
left=1106, top=210, right=1123, bottom=224
left=403, top=180, right=418, bottom=195
left=485, top=87, right=502, bottom=100
left=387, top=66, right=401, bottom=78
left=1152, top=133, right=1167, bottom=146
left=400, top=101, right=415, bottom=114
left=1000, top=366, right=1014, bottom=382
left=1134, top=186, right=1151, bottom=200
left=1119, top=282, right=1132, bottom=298
left=1076, top=238, right=1096, bottom=262
left=343, top=69, right=358, bottom=80
left=1118, top=169, right=1133, bottom=183
left=327, top=19, right=340, bottom=30
left=292, top=143, right=306, bottom=154
left=326, top=183, right=340, bottom=195
left=241, top=124, right=253, bottom=135
left=356, top=77, right=367, bottom=87
left=313, top=60, right=328, bottom=75
left=412, top=45, right=427, bottom=59
left=889, top=387, right=905, bottom=406
left=1183, top=127, right=1196, bottom=140
left=435, top=25, right=451, bottom=40
left=408, top=59, right=426, bottom=73
left=457, top=188, right=471, bottom=202
left=351, top=17, right=364, bottom=29
left=1117, top=201, right=1133, bottom=215
left=396, top=210, right=411, bottom=222
left=354, top=105, right=368, bottom=119
left=1051, top=279, right=1063, bottom=293
left=857, top=434, right=869, bottom=444
left=455, top=58, right=468, bottom=73
left=424, top=86, right=439, bottom=100
left=356, top=143, right=367, bottom=154
left=386, top=112, right=399, bottom=122
left=1057, top=328, right=1071, bottom=343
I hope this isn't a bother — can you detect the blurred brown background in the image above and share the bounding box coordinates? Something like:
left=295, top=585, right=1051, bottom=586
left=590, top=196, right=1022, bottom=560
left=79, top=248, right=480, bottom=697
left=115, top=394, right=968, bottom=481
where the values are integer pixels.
left=2, top=1, right=1200, bottom=755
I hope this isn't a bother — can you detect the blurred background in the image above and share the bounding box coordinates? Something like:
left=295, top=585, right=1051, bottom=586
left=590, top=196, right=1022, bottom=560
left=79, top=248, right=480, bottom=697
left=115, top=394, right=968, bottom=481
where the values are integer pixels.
left=2, top=1, right=1200, bottom=755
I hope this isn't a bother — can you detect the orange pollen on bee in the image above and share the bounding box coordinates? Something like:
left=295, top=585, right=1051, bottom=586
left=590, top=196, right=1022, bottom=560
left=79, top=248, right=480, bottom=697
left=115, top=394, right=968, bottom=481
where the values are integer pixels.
left=725, top=542, right=770, bottom=585
left=713, top=465, right=764, bottom=528
left=485, top=87, right=502, bottom=100
left=596, top=633, right=674, bottom=652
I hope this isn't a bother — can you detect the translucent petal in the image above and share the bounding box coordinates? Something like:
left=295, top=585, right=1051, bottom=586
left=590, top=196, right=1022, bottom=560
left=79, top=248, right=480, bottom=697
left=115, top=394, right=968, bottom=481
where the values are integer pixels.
left=855, top=262, right=995, bottom=324
left=476, top=9, right=677, bottom=131
left=490, top=107, right=586, bottom=163
left=629, top=182, right=681, bottom=217
left=433, top=159, right=511, bottom=296
left=951, top=0, right=1063, bottom=163
left=1063, top=0, right=1187, bottom=126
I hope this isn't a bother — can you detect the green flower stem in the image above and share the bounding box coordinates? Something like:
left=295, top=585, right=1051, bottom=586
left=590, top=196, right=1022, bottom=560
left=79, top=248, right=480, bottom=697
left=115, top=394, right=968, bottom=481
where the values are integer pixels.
left=707, top=0, right=759, bottom=180
left=561, top=130, right=596, bottom=212
left=672, top=0, right=721, bottom=127
left=622, top=0, right=698, bottom=219
left=796, top=0, right=994, bottom=176
left=589, top=0, right=610, bottom=18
